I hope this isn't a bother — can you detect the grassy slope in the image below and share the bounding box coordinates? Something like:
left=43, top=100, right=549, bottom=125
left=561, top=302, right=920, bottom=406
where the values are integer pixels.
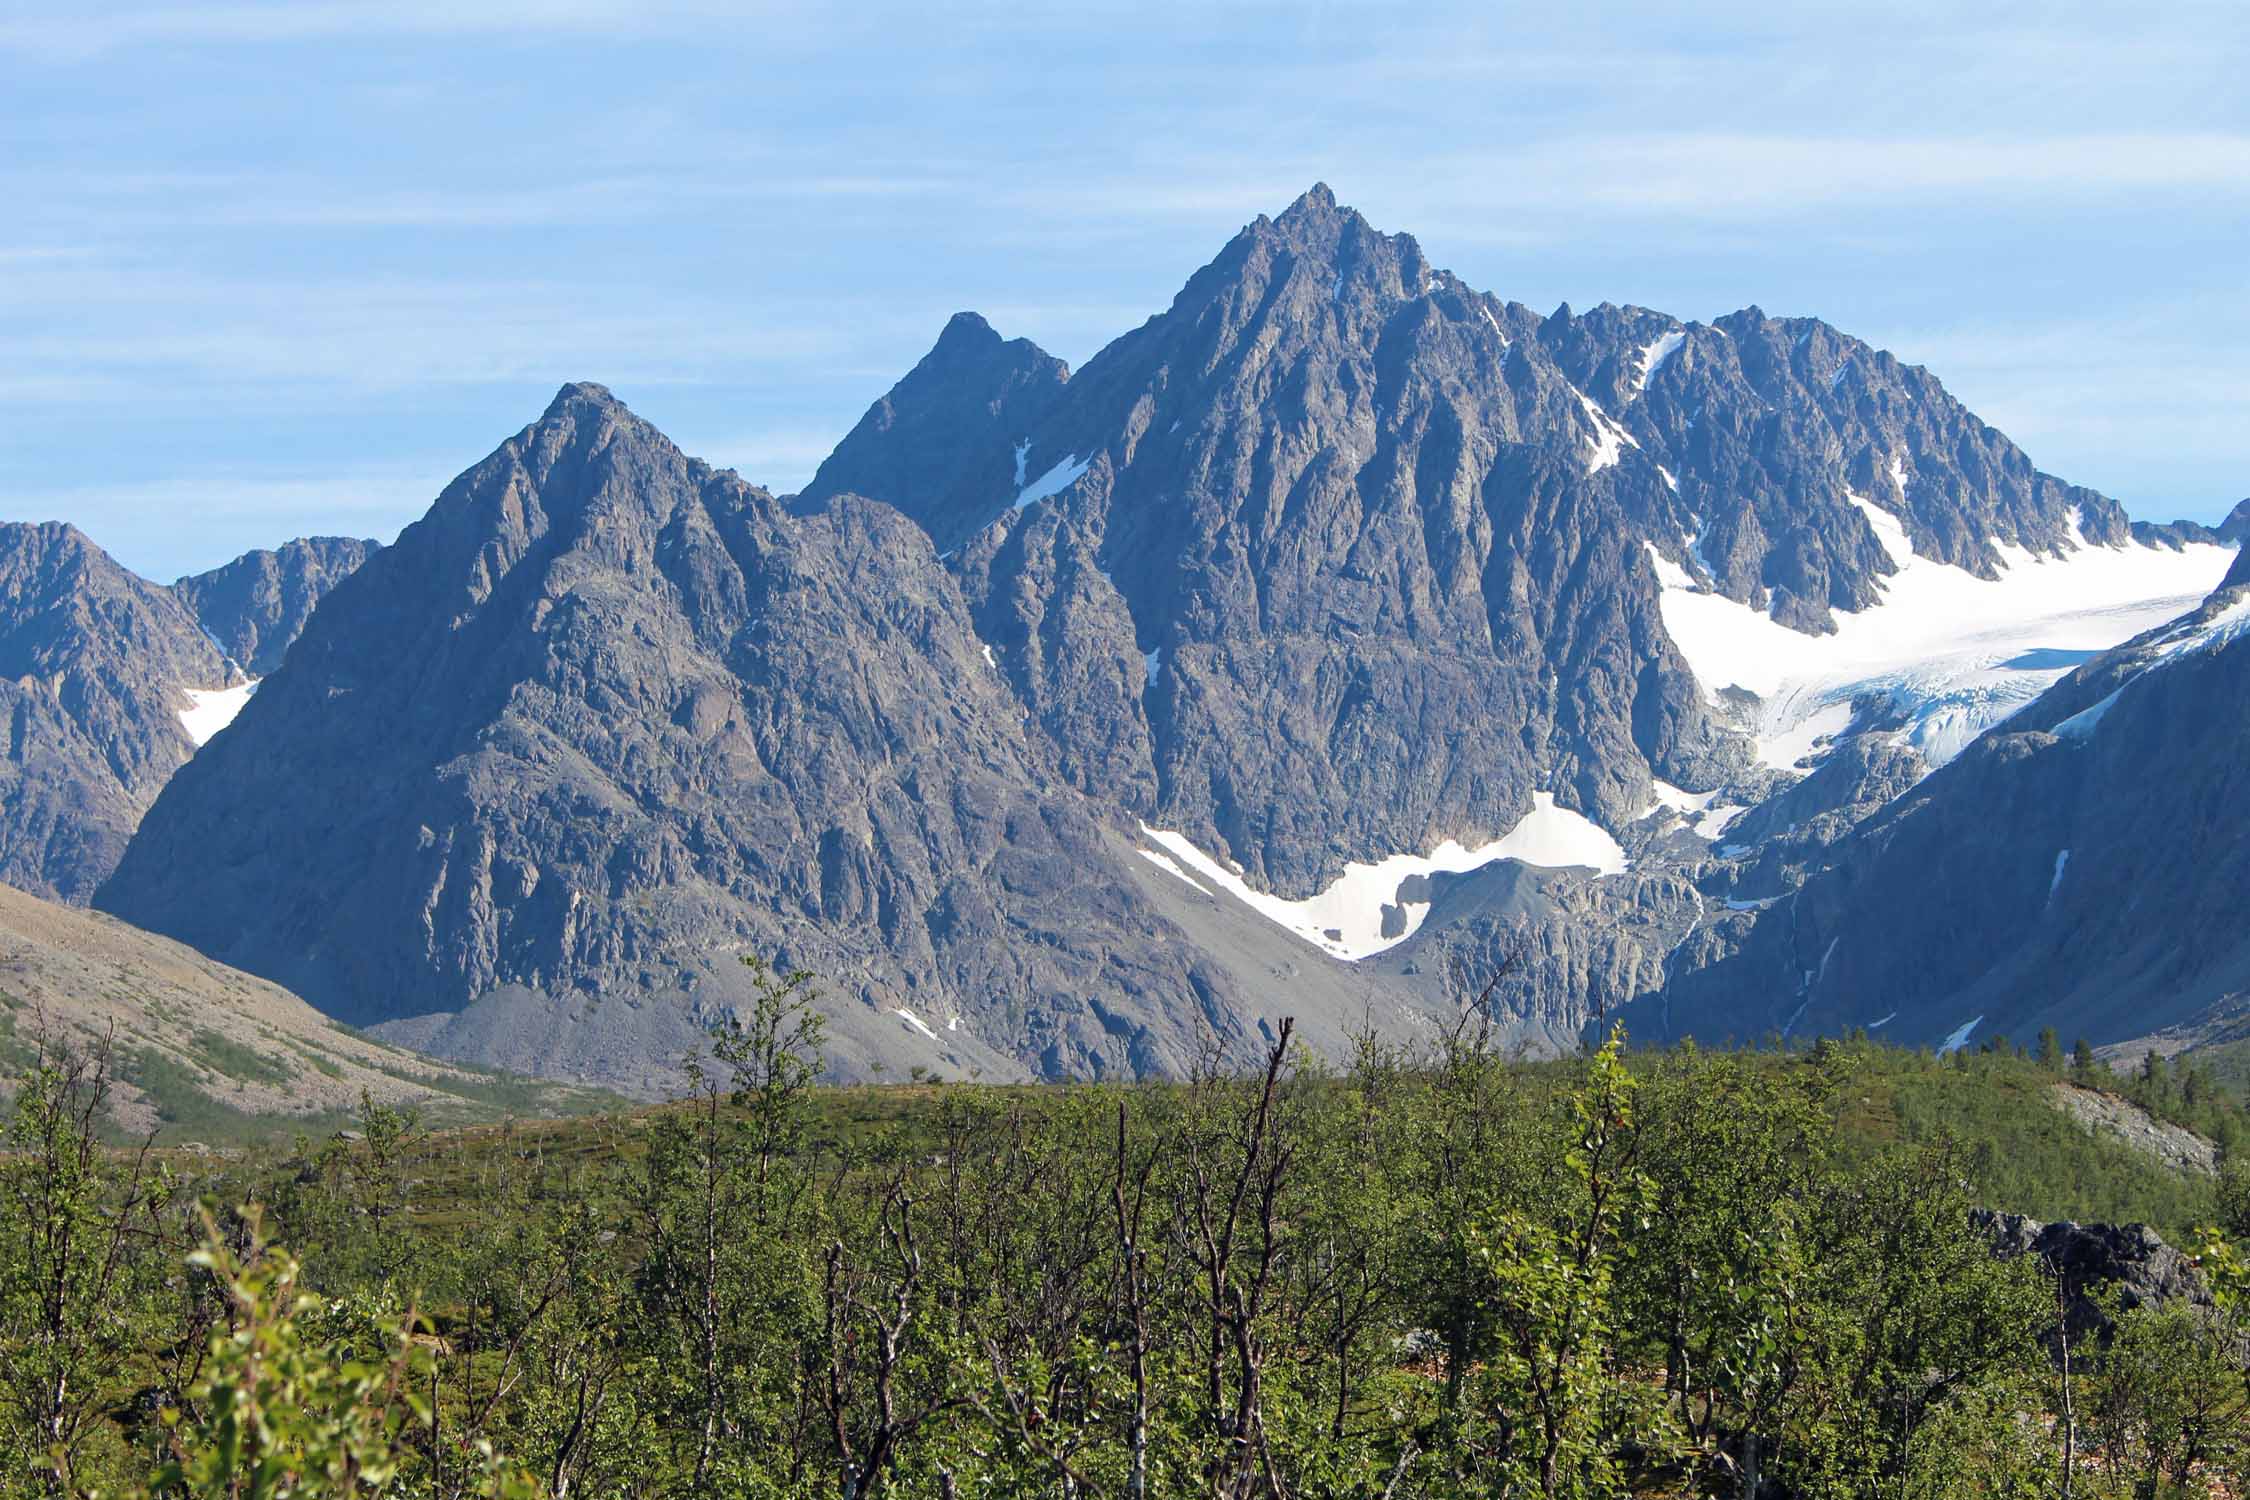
left=0, top=881, right=620, bottom=1143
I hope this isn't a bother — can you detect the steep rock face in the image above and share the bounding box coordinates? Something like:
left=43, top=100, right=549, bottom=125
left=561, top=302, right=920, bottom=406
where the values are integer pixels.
left=0, top=523, right=234, bottom=903
left=1642, top=578, right=2250, bottom=1052
left=100, top=385, right=1405, bottom=1093
left=2226, top=537, right=2250, bottom=588
left=174, top=536, right=381, bottom=674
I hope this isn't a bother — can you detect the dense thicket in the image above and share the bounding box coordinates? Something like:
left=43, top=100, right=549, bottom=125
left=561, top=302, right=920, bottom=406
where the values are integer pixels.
left=6, top=971, right=2250, bottom=1498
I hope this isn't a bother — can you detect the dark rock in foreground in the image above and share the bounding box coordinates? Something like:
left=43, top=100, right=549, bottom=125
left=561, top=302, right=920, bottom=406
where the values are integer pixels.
left=1976, top=1209, right=2218, bottom=1351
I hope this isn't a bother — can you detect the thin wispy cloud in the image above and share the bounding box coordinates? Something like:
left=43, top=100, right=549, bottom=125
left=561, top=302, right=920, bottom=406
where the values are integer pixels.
left=2, top=1, right=2243, bottom=572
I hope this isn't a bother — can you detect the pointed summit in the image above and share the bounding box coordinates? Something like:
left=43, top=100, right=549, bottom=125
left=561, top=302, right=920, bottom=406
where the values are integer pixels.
left=541, top=380, right=623, bottom=419
left=799, top=313, right=1069, bottom=544
left=1276, top=181, right=1339, bottom=223
left=99, top=384, right=1224, bottom=1092
left=931, top=310, right=1002, bottom=354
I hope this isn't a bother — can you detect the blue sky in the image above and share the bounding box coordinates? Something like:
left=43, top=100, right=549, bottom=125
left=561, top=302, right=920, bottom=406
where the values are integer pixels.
left=2, top=1, right=2245, bottom=580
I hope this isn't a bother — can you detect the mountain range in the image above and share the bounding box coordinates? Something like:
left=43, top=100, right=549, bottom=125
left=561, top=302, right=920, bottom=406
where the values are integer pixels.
left=6, top=185, right=2242, bottom=1092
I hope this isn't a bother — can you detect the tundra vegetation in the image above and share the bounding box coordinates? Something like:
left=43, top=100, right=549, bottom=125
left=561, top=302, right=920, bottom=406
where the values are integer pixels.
left=4, top=962, right=2250, bottom=1498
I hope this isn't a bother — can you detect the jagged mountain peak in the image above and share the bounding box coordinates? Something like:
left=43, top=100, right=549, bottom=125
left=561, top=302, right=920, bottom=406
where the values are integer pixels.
left=1275, top=180, right=1338, bottom=220
left=543, top=379, right=625, bottom=417
left=89, top=188, right=2245, bottom=1090
left=0, top=520, right=125, bottom=591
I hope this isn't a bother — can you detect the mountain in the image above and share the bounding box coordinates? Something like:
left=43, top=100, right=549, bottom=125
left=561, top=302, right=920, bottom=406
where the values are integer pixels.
left=0, top=524, right=379, bottom=906
left=174, top=535, right=382, bottom=675
left=100, top=384, right=1421, bottom=1093
left=0, top=523, right=238, bottom=903
left=799, top=185, right=2205, bottom=888
left=93, top=188, right=2246, bottom=1085
left=0, top=879, right=601, bottom=1137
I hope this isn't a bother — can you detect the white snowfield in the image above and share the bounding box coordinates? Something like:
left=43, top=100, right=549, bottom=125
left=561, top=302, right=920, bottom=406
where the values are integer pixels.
left=1575, top=392, right=1637, bottom=473
left=1137, top=792, right=1626, bottom=962
left=178, top=680, right=258, bottom=747
left=1938, top=1015, right=1984, bottom=1056
left=1013, top=452, right=1091, bottom=511
left=1653, top=495, right=2236, bottom=774
left=1633, top=330, right=1686, bottom=395
left=1649, top=778, right=1746, bottom=841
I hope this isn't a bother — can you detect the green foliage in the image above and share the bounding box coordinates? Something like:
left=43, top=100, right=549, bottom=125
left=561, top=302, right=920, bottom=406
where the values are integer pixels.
left=147, top=1210, right=540, bottom=1499
left=5, top=1010, right=2250, bottom=1498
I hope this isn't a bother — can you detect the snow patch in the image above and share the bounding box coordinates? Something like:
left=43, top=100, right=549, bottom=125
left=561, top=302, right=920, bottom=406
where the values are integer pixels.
left=1658, top=465, right=1679, bottom=493
left=1014, top=453, right=1090, bottom=511
left=1135, top=847, right=1207, bottom=892
left=1756, top=700, right=1853, bottom=772
left=1868, top=1012, right=1897, bottom=1030
left=1938, top=1015, right=1984, bottom=1056
left=2149, top=593, right=2250, bottom=664
left=179, top=680, right=257, bottom=747
left=981, top=644, right=997, bottom=670
left=1634, top=330, right=1686, bottom=394
left=1575, top=392, right=1638, bottom=473
left=2053, top=688, right=2122, bottom=740
left=2048, top=849, right=2070, bottom=902
left=1693, top=802, right=1748, bottom=840
left=1642, top=540, right=1697, bottom=592
left=892, top=1008, right=939, bottom=1042
left=1650, top=781, right=1747, bottom=841
left=1142, top=647, right=1163, bottom=682
left=1011, top=438, right=1030, bottom=489
left=1136, top=792, right=1625, bottom=962
left=1648, top=779, right=1717, bottom=817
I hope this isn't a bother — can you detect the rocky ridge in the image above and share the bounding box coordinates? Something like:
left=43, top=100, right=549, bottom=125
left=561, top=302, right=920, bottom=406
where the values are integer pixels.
left=174, top=535, right=382, bottom=675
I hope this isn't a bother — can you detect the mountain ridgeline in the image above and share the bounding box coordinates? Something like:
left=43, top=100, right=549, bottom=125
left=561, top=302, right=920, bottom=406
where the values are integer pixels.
left=77, top=186, right=2249, bottom=1088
